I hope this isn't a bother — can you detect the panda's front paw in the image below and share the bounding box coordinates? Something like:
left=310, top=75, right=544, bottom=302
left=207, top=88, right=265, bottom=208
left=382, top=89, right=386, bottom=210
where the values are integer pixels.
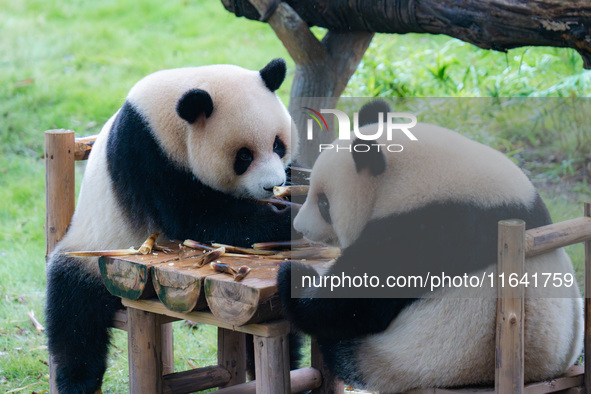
left=277, top=261, right=318, bottom=319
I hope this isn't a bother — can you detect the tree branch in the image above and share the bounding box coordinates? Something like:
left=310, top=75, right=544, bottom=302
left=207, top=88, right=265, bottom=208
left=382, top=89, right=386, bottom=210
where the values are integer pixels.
left=223, top=0, right=591, bottom=69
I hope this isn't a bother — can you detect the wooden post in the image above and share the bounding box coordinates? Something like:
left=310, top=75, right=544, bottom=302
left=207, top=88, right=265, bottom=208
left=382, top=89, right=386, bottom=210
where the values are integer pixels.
left=311, top=337, right=344, bottom=394
left=495, top=219, right=525, bottom=394
left=45, top=130, right=76, bottom=394
left=584, top=202, right=591, bottom=394
left=161, top=322, right=174, bottom=375
left=45, top=129, right=76, bottom=257
left=253, top=334, right=290, bottom=393
left=127, top=308, right=165, bottom=394
left=218, top=328, right=247, bottom=387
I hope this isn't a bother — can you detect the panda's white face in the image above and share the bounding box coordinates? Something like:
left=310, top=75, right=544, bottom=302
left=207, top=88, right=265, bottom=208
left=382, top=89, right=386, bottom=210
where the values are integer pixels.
left=294, top=148, right=377, bottom=248
left=296, top=121, right=541, bottom=250
left=127, top=61, right=295, bottom=201
left=183, top=88, right=294, bottom=200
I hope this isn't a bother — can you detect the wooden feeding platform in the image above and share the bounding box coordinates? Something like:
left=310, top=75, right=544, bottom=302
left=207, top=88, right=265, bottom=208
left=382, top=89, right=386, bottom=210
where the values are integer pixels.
left=99, top=241, right=337, bottom=326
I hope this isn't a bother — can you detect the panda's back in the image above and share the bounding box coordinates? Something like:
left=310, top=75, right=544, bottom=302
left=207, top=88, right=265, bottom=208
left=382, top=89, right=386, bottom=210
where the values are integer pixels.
left=342, top=248, right=582, bottom=392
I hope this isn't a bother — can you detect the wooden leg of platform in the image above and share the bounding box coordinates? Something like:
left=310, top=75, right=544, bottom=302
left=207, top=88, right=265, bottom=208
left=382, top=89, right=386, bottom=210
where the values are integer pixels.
left=49, top=355, right=59, bottom=394
left=311, top=337, right=344, bottom=394
left=218, top=328, right=247, bottom=387
left=128, top=308, right=164, bottom=394
left=161, top=321, right=174, bottom=375
left=254, top=333, right=290, bottom=394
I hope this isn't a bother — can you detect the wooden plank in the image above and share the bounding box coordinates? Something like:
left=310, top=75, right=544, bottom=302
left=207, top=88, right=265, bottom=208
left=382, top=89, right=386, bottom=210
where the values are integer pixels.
left=122, top=298, right=291, bottom=338
left=402, top=366, right=582, bottom=393
left=310, top=337, right=344, bottom=394
left=73, top=135, right=97, bottom=161
left=584, top=202, right=591, bottom=394
left=98, top=241, right=180, bottom=300
left=254, top=334, right=290, bottom=394
left=525, top=217, right=591, bottom=257
left=215, top=367, right=322, bottom=394
left=162, top=365, right=231, bottom=394
left=218, top=328, right=247, bottom=387
left=495, top=219, right=525, bottom=394
left=524, top=366, right=583, bottom=394
left=112, top=309, right=128, bottom=331
left=45, top=129, right=76, bottom=257
left=127, top=308, right=164, bottom=394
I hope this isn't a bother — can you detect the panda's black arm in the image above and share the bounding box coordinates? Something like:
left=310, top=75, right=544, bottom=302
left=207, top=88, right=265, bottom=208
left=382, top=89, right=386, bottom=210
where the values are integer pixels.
left=158, top=193, right=296, bottom=248
left=277, top=261, right=415, bottom=340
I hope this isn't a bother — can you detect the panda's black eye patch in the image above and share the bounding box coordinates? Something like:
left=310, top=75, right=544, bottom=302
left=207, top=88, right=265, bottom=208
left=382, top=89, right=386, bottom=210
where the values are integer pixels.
left=273, top=136, right=286, bottom=158
left=317, top=193, right=331, bottom=224
left=234, top=147, right=253, bottom=175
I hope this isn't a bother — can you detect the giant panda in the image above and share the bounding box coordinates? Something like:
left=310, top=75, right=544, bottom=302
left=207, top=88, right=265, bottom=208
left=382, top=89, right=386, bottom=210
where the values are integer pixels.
left=46, top=59, right=298, bottom=393
left=278, top=102, right=583, bottom=392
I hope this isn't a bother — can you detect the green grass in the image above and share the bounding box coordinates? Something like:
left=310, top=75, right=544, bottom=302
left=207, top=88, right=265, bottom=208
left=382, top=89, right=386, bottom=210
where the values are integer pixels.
left=1, top=0, right=590, bottom=392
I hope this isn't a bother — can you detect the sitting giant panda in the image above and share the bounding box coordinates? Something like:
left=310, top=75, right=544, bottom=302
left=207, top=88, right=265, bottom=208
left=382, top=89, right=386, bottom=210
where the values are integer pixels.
left=278, top=102, right=583, bottom=392
left=46, top=59, right=297, bottom=393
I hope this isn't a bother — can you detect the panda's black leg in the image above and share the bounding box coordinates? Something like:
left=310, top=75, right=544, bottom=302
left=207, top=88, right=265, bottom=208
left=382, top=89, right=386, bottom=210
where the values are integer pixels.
left=46, top=256, right=122, bottom=394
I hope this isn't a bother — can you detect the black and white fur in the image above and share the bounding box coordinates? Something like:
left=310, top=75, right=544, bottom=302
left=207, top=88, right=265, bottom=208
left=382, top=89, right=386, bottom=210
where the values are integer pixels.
left=46, top=59, right=298, bottom=393
left=278, top=102, right=582, bottom=392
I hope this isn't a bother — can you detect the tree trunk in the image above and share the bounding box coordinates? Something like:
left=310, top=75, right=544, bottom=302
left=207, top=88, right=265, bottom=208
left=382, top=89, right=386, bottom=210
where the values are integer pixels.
left=223, top=0, right=591, bottom=69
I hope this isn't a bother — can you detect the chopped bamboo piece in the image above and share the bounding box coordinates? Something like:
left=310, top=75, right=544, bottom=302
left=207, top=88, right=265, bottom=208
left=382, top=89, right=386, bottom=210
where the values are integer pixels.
left=190, top=247, right=225, bottom=267
left=233, top=266, right=251, bottom=282
left=153, top=244, right=173, bottom=254
left=290, top=165, right=312, bottom=174
left=63, top=247, right=139, bottom=257
left=210, top=262, right=237, bottom=275
left=183, top=239, right=215, bottom=251
left=27, top=310, right=45, bottom=333
left=139, top=233, right=159, bottom=254
left=211, top=243, right=275, bottom=256
left=273, top=185, right=309, bottom=198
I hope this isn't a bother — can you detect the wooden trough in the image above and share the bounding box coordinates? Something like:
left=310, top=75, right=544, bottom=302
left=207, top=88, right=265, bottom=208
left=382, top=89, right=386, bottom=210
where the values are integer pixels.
left=99, top=242, right=336, bottom=326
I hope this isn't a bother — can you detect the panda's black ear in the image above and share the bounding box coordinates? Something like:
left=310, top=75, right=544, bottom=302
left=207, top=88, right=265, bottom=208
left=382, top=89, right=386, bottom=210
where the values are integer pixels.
left=176, top=89, right=214, bottom=124
left=260, top=58, right=286, bottom=92
left=358, top=100, right=391, bottom=127
left=352, top=139, right=386, bottom=176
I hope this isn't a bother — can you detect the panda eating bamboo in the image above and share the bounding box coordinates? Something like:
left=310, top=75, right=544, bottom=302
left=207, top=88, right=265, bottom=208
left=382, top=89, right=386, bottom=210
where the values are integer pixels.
left=46, top=59, right=298, bottom=393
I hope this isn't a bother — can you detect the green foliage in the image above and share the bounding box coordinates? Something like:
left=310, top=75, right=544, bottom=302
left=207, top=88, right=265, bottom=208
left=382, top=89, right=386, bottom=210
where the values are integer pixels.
left=1, top=1, right=590, bottom=392
left=347, top=34, right=591, bottom=98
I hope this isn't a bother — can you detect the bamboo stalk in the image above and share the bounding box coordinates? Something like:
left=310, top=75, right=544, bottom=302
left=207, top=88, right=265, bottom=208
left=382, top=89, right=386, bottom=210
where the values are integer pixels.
left=211, top=243, right=275, bottom=256
left=183, top=239, right=215, bottom=252
left=64, top=247, right=139, bottom=257
left=269, top=247, right=341, bottom=260
left=27, top=311, right=45, bottom=333
left=253, top=239, right=316, bottom=250
left=273, top=185, right=309, bottom=198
